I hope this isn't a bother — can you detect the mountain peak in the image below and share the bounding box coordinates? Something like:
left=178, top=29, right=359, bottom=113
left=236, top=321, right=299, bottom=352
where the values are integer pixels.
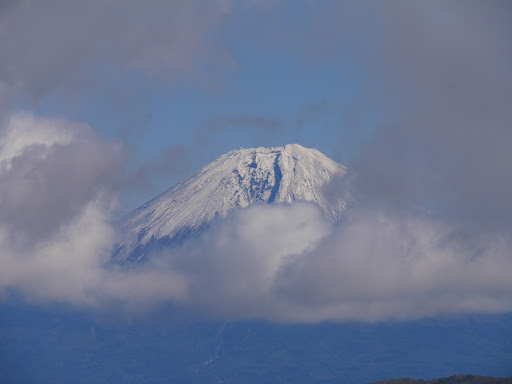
left=116, top=144, right=348, bottom=262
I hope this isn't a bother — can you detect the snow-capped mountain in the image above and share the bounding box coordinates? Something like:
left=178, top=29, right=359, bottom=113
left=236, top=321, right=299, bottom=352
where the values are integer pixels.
left=115, top=144, right=349, bottom=262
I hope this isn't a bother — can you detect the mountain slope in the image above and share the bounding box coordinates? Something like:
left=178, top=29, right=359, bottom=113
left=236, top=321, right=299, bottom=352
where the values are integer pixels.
left=115, top=144, right=348, bottom=262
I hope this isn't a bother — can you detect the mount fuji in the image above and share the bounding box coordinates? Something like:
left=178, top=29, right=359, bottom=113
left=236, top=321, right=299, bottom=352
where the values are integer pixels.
left=115, top=144, right=349, bottom=262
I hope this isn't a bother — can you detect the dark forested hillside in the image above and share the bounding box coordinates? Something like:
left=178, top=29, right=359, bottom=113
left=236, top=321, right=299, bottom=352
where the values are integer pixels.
left=371, top=375, right=512, bottom=384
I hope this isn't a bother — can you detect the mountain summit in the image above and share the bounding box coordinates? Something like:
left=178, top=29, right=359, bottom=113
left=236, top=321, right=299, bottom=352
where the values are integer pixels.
left=116, top=144, right=348, bottom=262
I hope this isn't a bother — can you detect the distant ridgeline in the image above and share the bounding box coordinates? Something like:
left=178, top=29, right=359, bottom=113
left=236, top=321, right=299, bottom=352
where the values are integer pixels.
left=371, top=375, right=512, bottom=384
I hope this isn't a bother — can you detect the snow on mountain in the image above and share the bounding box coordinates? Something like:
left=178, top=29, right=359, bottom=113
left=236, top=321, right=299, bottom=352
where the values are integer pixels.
left=115, top=144, right=349, bottom=262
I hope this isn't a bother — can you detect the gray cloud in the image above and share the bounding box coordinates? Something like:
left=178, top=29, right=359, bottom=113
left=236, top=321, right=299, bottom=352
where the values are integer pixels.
left=274, top=208, right=512, bottom=321
left=0, top=112, right=124, bottom=242
left=0, top=0, right=230, bottom=99
left=341, top=1, right=512, bottom=234
left=0, top=112, right=125, bottom=304
left=134, top=203, right=511, bottom=323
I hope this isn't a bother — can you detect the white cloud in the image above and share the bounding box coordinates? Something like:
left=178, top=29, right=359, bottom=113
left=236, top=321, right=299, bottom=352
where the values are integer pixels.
left=0, top=111, right=75, bottom=168
left=150, top=205, right=512, bottom=323
left=1, top=111, right=512, bottom=323
left=0, top=112, right=123, bottom=304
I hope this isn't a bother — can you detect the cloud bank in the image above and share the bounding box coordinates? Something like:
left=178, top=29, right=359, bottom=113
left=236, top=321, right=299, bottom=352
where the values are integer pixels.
left=138, top=203, right=512, bottom=323
left=1, top=115, right=511, bottom=322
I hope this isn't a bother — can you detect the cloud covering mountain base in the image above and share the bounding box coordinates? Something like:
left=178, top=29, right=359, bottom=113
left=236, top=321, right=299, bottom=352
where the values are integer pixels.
left=1, top=113, right=511, bottom=322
